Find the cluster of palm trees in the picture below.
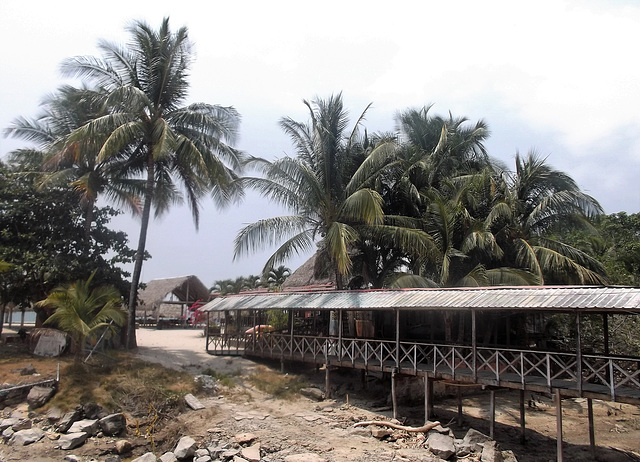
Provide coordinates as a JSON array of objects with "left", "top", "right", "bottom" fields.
[
  {"left": 235, "top": 95, "right": 607, "bottom": 290},
  {"left": 4, "top": 18, "right": 608, "bottom": 351},
  {"left": 212, "top": 265, "right": 291, "bottom": 295}
]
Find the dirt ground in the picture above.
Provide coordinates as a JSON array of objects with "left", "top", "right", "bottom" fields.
[{"left": 1, "top": 327, "right": 640, "bottom": 461}]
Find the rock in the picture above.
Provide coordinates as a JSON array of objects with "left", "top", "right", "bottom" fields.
[
  {"left": 428, "top": 424, "right": 452, "bottom": 435},
  {"left": 194, "top": 375, "right": 218, "bottom": 392},
  {"left": 233, "top": 457, "right": 249, "bottom": 462},
  {"left": 195, "top": 456, "right": 212, "bottom": 462},
  {"left": 207, "top": 445, "right": 225, "bottom": 459},
  {"left": 427, "top": 432, "right": 456, "bottom": 459},
  {"left": 27, "top": 386, "right": 56, "bottom": 409},
  {"left": 9, "top": 428, "right": 45, "bottom": 446},
  {"left": 159, "top": 453, "right": 178, "bottom": 462},
  {"left": 99, "top": 413, "right": 127, "bottom": 436},
  {"left": 82, "top": 403, "right": 106, "bottom": 419},
  {"left": 371, "top": 427, "right": 392, "bottom": 439},
  {"left": 104, "top": 456, "right": 122, "bottom": 462},
  {"left": 57, "top": 409, "right": 82, "bottom": 433},
  {"left": 174, "top": 435, "right": 197, "bottom": 459},
  {"left": 184, "top": 393, "right": 206, "bottom": 410},
  {"left": 0, "top": 418, "right": 20, "bottom": 432},
  {"left": 68, "top": 418, "right": 99, "bottom": 436},
  {"left": 2, "top": 427, "right": 14, "bottom": 442},
  {"left": 481, "top": 441, "right": 504, "bottom": 462},
  {"left": 58, "top": 432, "right": 89, "bottom": 450},
  {"left": 115, "top": 439, "right": 132, "bottom": 454},
  {"left": 349, "top": 427, "right": 371, "bottom": 437},
  {"left": 241, "top": 443, "right": 261, "bottom": 462},
  {"left": 19, "top": 364, "right": 37, "bottom": 375},
  {"left": 12, "top": 419, "right": 32, "bottom": 431},
  {"left": 461, "top": 428, "right": 492, "bottom": 453},
  {"left": 132, "top": 453, "right": 158, "bottom": 462},
  {"left": 63, "top": 455, "right": 81, "bottom": 462},
  {"left": 501, "top": 450, "right": 518, "bottom": 462},
  {"left": 222, "top": 448, "right": 240, "bottom": 459},
  {"left": 47, "top": 406, "right": 65, "bottom": 423},
  {"left": 299, "top": 387, "right": 325, "bottom": 401},
  {"left": 234, "top": 432, "right": 257, "bottom": 445}
]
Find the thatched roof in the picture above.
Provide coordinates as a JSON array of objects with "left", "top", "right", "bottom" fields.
[
  {"left": 282, "top": 252, "right": 335, "bottom": 289},
  {"left": 137, "top": 275, "right": 210, "bottom": 319}
]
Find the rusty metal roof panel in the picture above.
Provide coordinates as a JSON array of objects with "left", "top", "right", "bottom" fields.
[{"left": 198, "top": 286, "right": 640, "bottom": 313}]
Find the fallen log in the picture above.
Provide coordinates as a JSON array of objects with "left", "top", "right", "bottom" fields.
[{"left": 354, "top": 420, "right": 441, "bottom": 433}]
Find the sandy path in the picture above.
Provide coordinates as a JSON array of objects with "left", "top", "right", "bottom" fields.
[{"left": 135, "top": 327, "right": 256, "bottom": 375}]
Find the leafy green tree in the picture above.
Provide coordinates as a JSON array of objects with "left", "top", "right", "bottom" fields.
[
  {"left": 234, "top": 94, "right": 394, "bottom": 288},
  {"left": 0, "top": 163, "right": 135, "bottom": 334},
  {"left": 37, "top": 273, "right": 126, "bottom": 363},
  {"left": 60, "top": 18, "right": 245, "bottom": 348}
]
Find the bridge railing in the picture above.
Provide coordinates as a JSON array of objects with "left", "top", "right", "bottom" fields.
[{"left": 207, "top": 332, "right": 640, "bottom": 400}]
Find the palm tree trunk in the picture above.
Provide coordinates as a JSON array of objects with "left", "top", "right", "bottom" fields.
[
  {"left": 126, "top": 154, "right": 155, "bottom": 349},
  {"left": 83, "top": 199, "right": 95, "bottom": 242}
]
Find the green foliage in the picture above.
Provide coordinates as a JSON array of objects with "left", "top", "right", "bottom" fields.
[
  {"left": 267, "top": 309, "right": 289, "bottom": 330},
  {"left": 0, "top": 164, "right": 135, "bottom": 311},
  {"left": 37, "top": 272, "right": 126, "bottom": 361}
]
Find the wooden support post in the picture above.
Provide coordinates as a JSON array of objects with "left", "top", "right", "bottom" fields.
[
  {"left": 395, "top": 309, "right": 400, "bottom": 369},
  {"left": 338, "top": 309, "right": 343, "bottom": 361},
  {"left": 555, "top": 389, "right": 564, "bottom": 462},
  {"left": 489, "top": 390, "right": 496, "bottom": 439},
  {"left": 205, "top": 312, "right": 210, "bottom": 353},
  {"left": 587, "top": 398, "right": 596, "bottom": 458},
  {"left": 603, "top": 313, "right": 610, "bottom": 356},
  {"left": 392, "top": 369, "right": 398, "bottom": 420},
  {"left": 520, "top": 389, "right": 526, "bottom": 444},
  {"left": 290, "top": 309, "right": 295, "bottom": 358},
  {"left": 472, "top": 310, "right": 477, "bottom": 382},
  {"left": 424, "top": 376, "right": 430, "bottom": 422},
  {"left": 361, "top": 369, "right": 367, "bottom": 390},
  {"left": 325, "top": 365, "right": 331, "bottom": 399},
  {"left": 457, "top": 387, "right": 463, "bottom": 426},
  {"left": 576, "top": 313, "right": 583, "bottom": 395},
  {"left": 252, "top": 310, "right": 257, "bottom": 351}
]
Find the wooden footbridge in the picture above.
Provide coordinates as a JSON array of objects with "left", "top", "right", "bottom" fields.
[{"left": 200, "top": 286, "right": 640, "bottom": 461}]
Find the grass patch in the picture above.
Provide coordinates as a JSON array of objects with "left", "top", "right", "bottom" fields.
[
  {"left": 201, "top": 367, "right": 240, "bottom": 389},
  {"left": 47, "top": 352, "right": 196, "bottom": 418},
  {"left": 246, "top": 365, "right": 308, "bottom": 399}
]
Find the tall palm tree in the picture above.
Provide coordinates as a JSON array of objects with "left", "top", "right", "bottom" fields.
[
  {"left": 61, "top": 18, "right": 245, "bottom": 347},
  {"left": 234, "top": 94, "right": 393, "bottom": 288},
  {"left": 36, "top": 273, "right": 126, "bottom": 363},
  {"left": 5, "top": 85, "right": 143, "bottom": 237},
  {"left": 267, "top": 265, "right": 290, "bottom": 289},
  {"left": 489, "top": 152, "right": 606, "bottom": 284}
]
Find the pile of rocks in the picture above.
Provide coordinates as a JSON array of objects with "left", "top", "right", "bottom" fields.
[
  {"left": 2, "top": 402, "right": 126, "bottom": 451},
  {"left": 132, "top": 432, "right": 327, "bottom": 462}
]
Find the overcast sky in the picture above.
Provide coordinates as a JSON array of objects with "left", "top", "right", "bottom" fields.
[{"left": 1, "top": 0, "right": 639, "bottom": 288}]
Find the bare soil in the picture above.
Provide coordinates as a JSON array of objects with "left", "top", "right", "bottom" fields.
[{"left": 1, "top": 327, "right": 639, "bottom": 462}]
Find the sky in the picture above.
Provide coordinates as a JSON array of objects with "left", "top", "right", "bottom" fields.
[{"left": 1, "top": 0, "right": 639, "bottom": 288}]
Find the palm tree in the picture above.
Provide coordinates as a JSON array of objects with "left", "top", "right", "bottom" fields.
[
  {"left": 60, "top": 18, "right": 245, "bottom": 348},
  {"left": 234, "top": 94, "right": 394, "bottom": 288},
  {"left": 5, "top": 85, "right": 142, "bottom": 237},
  {"left": 36, "top": 273, "right": 126, "bottom": 363},
  {"left": 489, "top": 152, "right": 607, "bottom": 284},
  {"left": 267, "top": 265, "right": 290, "bottom": 289}
]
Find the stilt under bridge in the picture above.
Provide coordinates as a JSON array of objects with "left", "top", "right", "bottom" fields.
[{"left": 200, "top": 286, "right": 640, "bottom": 461}]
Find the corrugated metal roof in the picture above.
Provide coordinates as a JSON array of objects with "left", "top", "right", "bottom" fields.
[{"left": 199, "top": 286, "right": 640, "bottom": 313}]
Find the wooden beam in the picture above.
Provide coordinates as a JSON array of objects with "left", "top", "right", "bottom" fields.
[
  {"left": 457, "top": 387, "right": 463, "bottom": 426},
  {"left": 520, "top": 389, "right": 526, "bottom": 444},
  {"left": 603, "top": 313, "right": 610, "bottom": 356},
  {"left": 424, "top": 376, "right": 430, "bottom": 422},
  {"left": 489, "top": 390, "right": 496, "bottom": 439},
  {"left": 325, "top": 365, "right": 331, "bottom": 399},
  {"left": 395, "top": 309, "right": 400, "bottom": 369},
  {"left": 472, "top": 310, "right": 477, "bottom": 382},
  {"left": 587, "top": 398, "right": 596, "bottom": 458},
  {"left": 576, "top": 313, "right": 583, "bottom": 396},
  {"left": 556, "top": 389, "right": 564, "bottom": 462},
  {"left": 392, "top": 370, "right": 398, "bottom": 420}
]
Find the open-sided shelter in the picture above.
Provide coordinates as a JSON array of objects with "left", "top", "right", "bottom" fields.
[{"left": 137, "top": 275, "right": 209, "bottom": 326}]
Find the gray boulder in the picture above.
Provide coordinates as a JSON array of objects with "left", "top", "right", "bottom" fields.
[
  {"left": 174, "top": 435, "right": 197, "bottom": 459},
  {"left": 241, "top": 443, "right": 261, "bottom": 462},
  {"left": 10, "top": 428, "right": 45, "bottom": 446},
  {"left": 58, "top": 432, "right": 89, "bottom": 450},
  {"left": 27, "top": 385, "right": 56, "bottom": 409},
  {"left": 461, "top": 428, "right": 492, "bottom": 453},
  {"left": 56, "top": 409, "right": 82, "bottom": 433},
  {"left": 427, "top": 432, "right": 456, "bottom": 459},
  {"left": 0, "top": 418, "right": 21, "bottom": 432},
  {"left": 481, "top": 441, "right": 504, "bottom": 462},
  {"left": 132, "top": 453, "right": 158, "bottom": 462},
  {"left": 99, "top": 413, "right": 127, "bottom": 436},
  {"left": 68, "top": 418, "right": 99, "bottom": 436},
  {"left": 115, "top": 439, "right": 132, "bottom": 454},
  {"left": 184, "top": 393, "right": 205, "bottom": 410},
  {"left": 299, "top": 388, "right": 325, "bottom": 401},
  {"left": 159, "top": 452, "right": 178, "bottom": 462}
]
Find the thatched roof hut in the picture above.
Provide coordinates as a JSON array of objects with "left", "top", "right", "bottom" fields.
[
  {"left": 282, "top": 252, "right": 335, "bottom": 290},
  {"left": 137, "top": 275, "right": 210, "bottom": 322}
]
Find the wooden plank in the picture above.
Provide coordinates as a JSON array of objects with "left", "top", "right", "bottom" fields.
[
  {"left": 520, "top": 389, "right": 526, "bottom": 444},
  {"left": 587, "top": 398, "right": 595, "bottom": 458},
  {"left": 489, "top": 390, "right": 496, "bottom": 439},
  {"left": 556, "top": 389, "right": 564, "bottom": 462}
]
